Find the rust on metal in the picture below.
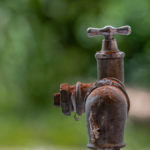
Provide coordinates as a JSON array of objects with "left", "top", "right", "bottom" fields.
[
  {"left": 53, "top": 82, "right": 93, "bottom": 116},
  {"left": 54, "top": 92, "right": 60, "bottom": 107},
  {"left": 60, "top": 83, "right": 71, "bottom": 115},
  {"left": 89, "top": 111, "right": 100, "bottom": 144},
  {"left": 86, "top": 78, "right": 129, "bottom": 149},
  {"left": 88, "top": 26, "right": 131, "bottom": 82},
  {"left": 53, "top": 25, "right": 131, "bottom": 150}
]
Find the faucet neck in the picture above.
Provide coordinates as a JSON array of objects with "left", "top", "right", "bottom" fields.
[
  {"left": 95, "top": 44, "right": 125, "bottom": 83},
  {"left": 102, "top": 39, "right": 118, "bottom": 51}
]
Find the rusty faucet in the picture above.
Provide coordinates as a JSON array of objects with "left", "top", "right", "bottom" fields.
[{"left": 53, "top": 25, "right": 131, "bottom": 150}]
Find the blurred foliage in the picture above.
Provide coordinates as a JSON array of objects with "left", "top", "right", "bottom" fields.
[{"left": 0, "top": 0, "right": 150, "bottom": 149}]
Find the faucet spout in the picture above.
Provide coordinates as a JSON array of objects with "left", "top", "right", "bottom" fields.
[{"left": 85, "top": 78, "right": 130, "bottom": 150}]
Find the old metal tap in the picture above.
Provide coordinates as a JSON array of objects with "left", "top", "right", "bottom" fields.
[{"left": 53, "top": 25, "right": 131, "bottom": 150}]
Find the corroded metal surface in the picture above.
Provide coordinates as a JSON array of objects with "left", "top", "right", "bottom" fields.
[
  {"left": 54, "top": 82, "right": 93, "bottom": 116},
  {"left": 53, "top": 25, "right": 131, "bottom": 150},
  {"left": 88, "top": 26, "right": 131, "bottom": 83},
  {"left": 85, "top": 78, "right": 130, "bottom": 112},
  {"left": 96, "top": 54, "right": 124, "bottom": 82},
  {"left": 85, "top": 78, "right": 130, "bottom": 150}
]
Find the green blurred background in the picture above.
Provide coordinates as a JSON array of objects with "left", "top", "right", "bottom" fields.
[{"left": 0, "top": 0, "right": 150, "bottom": 149}]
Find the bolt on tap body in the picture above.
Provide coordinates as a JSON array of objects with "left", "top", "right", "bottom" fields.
[{"left": 53, "top": 25, "right": 131, "bottom": 150}]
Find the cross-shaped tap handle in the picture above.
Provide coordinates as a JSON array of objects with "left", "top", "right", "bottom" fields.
[{"left": 87, "top": 25, "right": 131, "bottom": 40}]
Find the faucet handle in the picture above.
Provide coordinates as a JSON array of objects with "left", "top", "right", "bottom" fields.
[{"left": 87, "top": 25, "right": 131, "bottom": 40}]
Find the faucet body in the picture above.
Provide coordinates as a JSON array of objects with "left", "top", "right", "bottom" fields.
[
  {"left": 53, "top": 26, "right": 131, "bottom": 150},
  {"left": 85, "top": 78, "right": 129, "bottom": 150}
]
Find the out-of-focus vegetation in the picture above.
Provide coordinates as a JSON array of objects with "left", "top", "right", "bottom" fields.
[{"left": 0, "top": 0, "right": 150, "bottom": 149}]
